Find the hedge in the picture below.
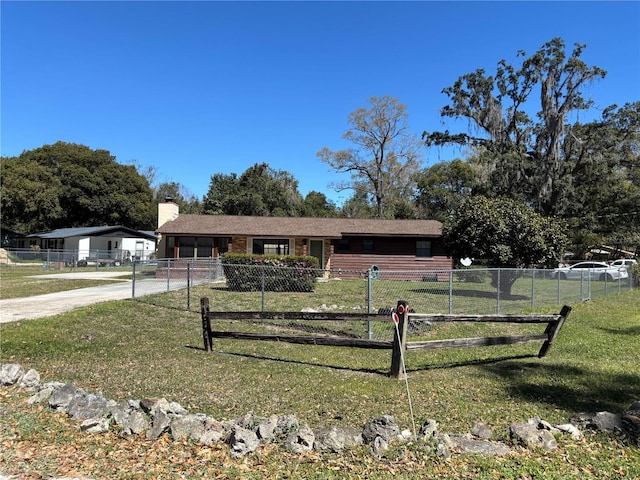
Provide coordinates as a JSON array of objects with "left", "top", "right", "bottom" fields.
[{"left": 221, "top": 253, "right": 320, "bottom": 292}]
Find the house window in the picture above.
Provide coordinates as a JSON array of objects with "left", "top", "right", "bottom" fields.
[
  {"left": 363, "top": 239, "right": 374, "bottom": 253},
  {"left": 416, "top": 240, "right": 432, "bottom": 257},
  {"left": 217, "top": 237, "right": 229, "bottom": 254},
  {"left": 196, "top": 237, "right": 213, "bottom": 257},
  {"left": 253, "top": 238, "right": 290, "bottom": 255},
  {"left": 178, "top": 237, "right": 195, "bottom": 257},
  {"left": 337, "top": 239, "right": 350, "bottom": 252}
]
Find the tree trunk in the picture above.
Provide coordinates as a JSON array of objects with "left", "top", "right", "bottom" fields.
[{"left": 490, "top": 270, "right": 523, "bottom": 298}]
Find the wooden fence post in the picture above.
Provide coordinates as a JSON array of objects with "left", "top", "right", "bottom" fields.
[
  {"left": 537, "top": 305, "right": 572, "bottom": 358},
  {"left": 390, "top": 300, "right": 409, "bottom": 379},
  {"left": 200, "top": 297, "right": 213, "bottom": 352}
]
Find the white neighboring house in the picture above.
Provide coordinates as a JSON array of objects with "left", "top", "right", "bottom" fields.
[{"left": 25, "top": 226, "right": 158, "bottom": 265}]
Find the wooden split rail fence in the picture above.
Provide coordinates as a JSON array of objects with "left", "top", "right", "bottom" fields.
[{"left": 200, "top": 298, "right": 571, "bottom": 379}]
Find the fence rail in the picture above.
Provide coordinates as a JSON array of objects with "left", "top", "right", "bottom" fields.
[{"left": 200, "top": 297, "right": 571, "bottom": 379}]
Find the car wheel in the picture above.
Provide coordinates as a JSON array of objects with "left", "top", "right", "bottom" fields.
[
  {"left": 558, "top": 273, "right": 567, "bottom": 280},
  {"left": 114, "top": 261, "right": 121, "bottom": 267},
  {"left": 77, "top": 260, "right": 87, "bottom": 267},
  {"left": 600, "top": 273, "right": 613, "bottom": 282}
]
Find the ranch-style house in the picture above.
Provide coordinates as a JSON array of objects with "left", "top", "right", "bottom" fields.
[{"left": 155, "top": 201, "right": 452, "bottom": 275}]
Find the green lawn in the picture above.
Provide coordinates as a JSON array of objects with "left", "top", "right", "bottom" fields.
[{"left": 1, "top": 275, "right": 638, "bottom": 479}]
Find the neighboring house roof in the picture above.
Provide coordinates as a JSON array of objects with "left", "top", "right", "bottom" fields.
[
  {"left": 156, "top": 215, "right": 442, "bottom": 239},
  {"left": 27, "top": 226, "right": 158, "bottom": 241}
]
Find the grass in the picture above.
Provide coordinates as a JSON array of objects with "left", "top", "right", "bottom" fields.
[
  {"left": 0, "top": 265, "right": 131, "bottom": 299},
  {"left": 0, "top": 270, "right": 639, "bottom": 478}
]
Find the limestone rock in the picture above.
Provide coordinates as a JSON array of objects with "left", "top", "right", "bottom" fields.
[
  {"left": 418, "top": 419, "right": 438, "bottom": 441},
  {"left": 314, "top": 425, "right": 363, "bottom": 452},
  {"left": 0, "top": 363, "right": 24, "bottom": 386},
  {"left": 509, "top": 422, "right": 557, "bottom": 451},
  {"left": 286, "top": 424, "right": 315, "bottom": 453},
  {"left": 362, "top": 415, "right": 400, "bottom": 443},
  {"left": 448, "top": 434, "right": 511, "bottom": 456},
  {"left": 49, "top": 383, "right": 84, "bottom": 411},
  {"left": 229, "top": 426, "right": 260, "bottom": 457},
  {"left": 471, "top": 422, "right": 493, "bottom": 439},
  {"left": 18, "top": 369, "right": 40, "bottom": 389}
]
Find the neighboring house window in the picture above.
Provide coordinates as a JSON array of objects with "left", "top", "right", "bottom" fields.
[
  {"left": 337, "top": 239, "right": 350, "bottom": 252},
  {"left": 416, "top": 240, "right": 432, "bottom": 257},
  {"left": 253, "top": 238, "right": 290, "bottom": 255},
  {"left": 363, "top": 239, "right": 374, "bottom": 253}
]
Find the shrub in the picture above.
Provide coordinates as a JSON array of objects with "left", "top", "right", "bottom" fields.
[{"left": 221, "top": 253, "right": 319, "bottom": 292}]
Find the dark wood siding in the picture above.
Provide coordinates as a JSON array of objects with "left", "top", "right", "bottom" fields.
[{"left": 328, "top": 236, "right": 452, "bottom": 279}]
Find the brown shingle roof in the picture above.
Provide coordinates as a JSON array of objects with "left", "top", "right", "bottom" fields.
[{"left": 156, "top": 215, "right": 442, "bottom": 238}]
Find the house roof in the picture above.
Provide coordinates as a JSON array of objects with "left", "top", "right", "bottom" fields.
[
  {"left": 156, "top": 215, "right": 442, "bottom": 238},
  {"left": 27, "top": 226, "right": 158, "bottom": 241}
]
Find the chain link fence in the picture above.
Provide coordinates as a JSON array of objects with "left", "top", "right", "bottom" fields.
[
  {"left": 131, "top": 259, "right": 635, "bottom": 341},
  {"left": 1, "top": 247, "right": 155, "bottom": 269}
]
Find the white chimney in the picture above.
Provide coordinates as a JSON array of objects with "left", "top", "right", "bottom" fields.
[{"left": 158, "top": 199, "right": 179, "bottom": 229}]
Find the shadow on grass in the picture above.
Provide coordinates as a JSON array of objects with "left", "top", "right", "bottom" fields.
[
  {"left": 480, "top": 360, "right": 640, "bottom": 413},
  {"left": 405, "top": 354, "right": 536, "bottom": 372},
  {"left": 186, "top": 343, "right": 538, "bottom": 378},
  {"left": 208, "top": 350, "right": 389, "bottom": 376},
  {"left": 597, "top": 325, "right": 640, "bottom": 336},
  {"left": 410, "top": 287, "right": 528, "bottom": 301}
]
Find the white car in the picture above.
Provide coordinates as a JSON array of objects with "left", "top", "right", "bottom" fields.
[
  {"left": 550, "top": 261, "right": 629, "bottom": 282},
  {"left": 610, "top": 258, "right": 637, "bottom": 268}
]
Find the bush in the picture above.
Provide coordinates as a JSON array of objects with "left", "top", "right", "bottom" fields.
[{"left": 221, "top": 253, "right": 319, "bottom": 292}]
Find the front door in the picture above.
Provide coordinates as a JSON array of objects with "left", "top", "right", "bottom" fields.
[{"left": 309, "top": 239, "right": 324, "bottom": 269}]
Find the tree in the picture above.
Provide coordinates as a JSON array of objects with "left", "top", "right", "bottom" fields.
[
  {"left": 0, "top": 156, "right": 64, "bottom": 233},
  {"left": 424, "top": 38, "right": 607, "bottom": 216},
  {"left": 560, "top": 102, "right": 640, "bottom": 245},
  {"left": 414, "top": 159, "right": 478, "bottom": 222},
  {"left": 317, "top": 96, "right": 422, "bottom": 218},
  {"left": 444, "top": 196, "right": 568, "bottom": 296},
  {"left": 155, "top": 182, "right": 202, "bottom": 214},
  {"left": 1, "top": 142, "right": 155, "bottom": 233},
  {"left": 203, "top": 163, "right": 303, "bottom": 216},
  {"left": 299, "top": 191, "right": 339, "bottom": 217}
]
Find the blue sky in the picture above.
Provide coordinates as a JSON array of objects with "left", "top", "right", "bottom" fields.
[{"left": 2, "top": 1, "right": 639, "bottom": 206}]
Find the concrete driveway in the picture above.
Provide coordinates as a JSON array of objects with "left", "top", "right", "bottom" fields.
[{"left": 0, "top": 271, "right": 169, "bottom": 323}]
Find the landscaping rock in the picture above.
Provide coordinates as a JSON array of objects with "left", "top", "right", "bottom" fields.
[
  {"left": 434, "top": 433, "right": 453, "bottom": 459},
  {"left": 67, "top": 392, "right": 109, "bottom": 420},
  {"left": 256, "top": 416, "right": 278, "bottom": 441},
  {"left": 448, "top": 434, "right": 511, "bottom": 456},
  {"left": 147, "top": 409, "right": 172, "bottom": 440},
  {"left": 229, "top": 426, "right": 260, "bottom": 457},
  {"left": 18, "top": 369, "right": 40, "bottom": 389},
  {"left": 275, "top": 414, "right": 299, "bottom": 437},
  {"left": 171, "top": 413, "right": 228, "bottom": 444},
  {"left": 362, "top": 415, "right": 400, "bottom": 443},
  {"left": 371, "top": 436, "right": 389, "bottom": 457},
  {"left": 80, "top": 417, "right": 112, "bottom": 434},
  {"left": 27, "top": 382, "right": 64, "bottom": 404},
  {"left": 0, "top": 363, "right": 24, "bottom": 386},
  {"left": 286, "top": 424, "right": 315, "bottom": 453},
  {"left": 471, "top": 422, "right": 493, "bottom": 439},
  {"left": 418, "top": 419, "right": 438, "bottom": 440},
  {"left": 571, "top": 411, "right": 622, "bottom": 432},
  {"left": 556, "top": 423, "right": 582, "bottom": 440},
  {"left": 314, "top": 425, "right": 363, "bottom": 452},
  {"left": 49, "top": 383, "right": 84, "bottom": 411},
  {"left": 509, "top": 422, "right": 557, "bottom": 451}
]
